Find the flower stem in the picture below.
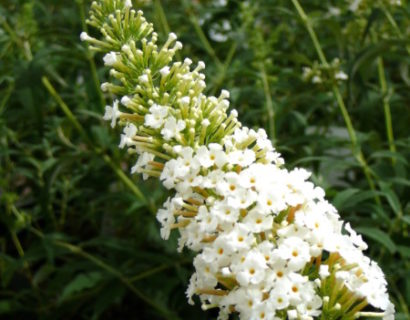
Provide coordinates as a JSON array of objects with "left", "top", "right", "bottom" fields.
[
  {"left": 260, "top": 62, "right": 276, "bottom": 143},
  {"left": 77, "top": 0, "right": 106, "bottom": 112},
  {"left": 371, "top": 30, "right": 396, "bottom": 165},
  {"left": 291, "top": 0, "right": 380, "bottom": 205},
  {"left": 181, "top": 0, "right": 222, "bottom": 68}
]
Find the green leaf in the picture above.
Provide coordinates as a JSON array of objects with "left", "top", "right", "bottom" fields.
[
  {"left": 397, "top": 245, "right": 410, "bottom": 258},
  {"left": 332, "top": 188, "right": 360, "bottom": 210},
  {"left": 370, "top": 150, "right": 408, "bottom": 165},
  {"left": 401, "top": 215, "right": 410, "bottom": 225},
  {"left": 380, "top": 183, "right": 402, "bottom": 216},
  {"left": 59, "top": 271, "right": 103, "bottom": 303},
  {"left": 356, "top": 227, "right": 396, "bottom": 254}
]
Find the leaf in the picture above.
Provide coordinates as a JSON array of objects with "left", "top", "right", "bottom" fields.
[
  {"left": 356, "top": 227, "right": 396, "bottom": 254},
  {"left": 401, "top": 215, "right": 410, "bottom": 225},
  {"left": 335, "top": 190, "right": 383, "bottom": 211},
  {"left": 379, "top": 183, "right": 402, "bottom": 216},
  {"left": 332, "top": 188, "right": 360, "bottom": 210},
  {"left": 59, "top": 271, "right": 103, "bottom": 303},
  {"left": 370, "top": 150, "right": 408, "bottom": 165},
  {"left": 397, "top": 245, "right": 410, "bottom": 258},
  {"left": 389, "top": 177, "right": 410, "bottom": 187}
]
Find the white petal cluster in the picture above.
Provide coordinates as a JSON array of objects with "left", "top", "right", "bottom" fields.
[
  {"left": 83, "top": 1, "right": 395, "bottom": 319},
  {"left": 154, "top": 128, "right": 393, "bottom": 319}
]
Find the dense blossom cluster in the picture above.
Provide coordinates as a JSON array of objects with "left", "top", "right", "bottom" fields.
[
  {"left": 82, "top": 1, "right": 394, "bottom": 319},
  {"left": 155, "top": 128, "right": 393, "bottom": 319}
]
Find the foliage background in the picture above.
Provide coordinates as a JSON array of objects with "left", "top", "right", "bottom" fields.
[{"left": 0, "top": 0, "right": 409, "bottom": 319}]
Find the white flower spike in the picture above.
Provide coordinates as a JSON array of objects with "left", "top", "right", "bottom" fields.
[{"left": 83, "top": 1, "right": 395, "bottom": 319}]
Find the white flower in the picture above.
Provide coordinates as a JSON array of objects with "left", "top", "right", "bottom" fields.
[
  {"left": 270, "top": 289, "right": 290, "bottom": 310},
  {"left": 131, "top": 152, "right": 154, "bottom": 179},
  {"left": 227, "top": 149, "right": 255, "bottom": 167},
  {"left": 235, "top": 250, "right": 268, "bottom": 286},
  {"left": 80, "top": 32, "right": 91, "bottom": 41},
  {"left": 92, "top": 6, "right": 394, "bottom": 316},
  {"left": 195, "top": 144, "right": 227, "bottom": 168},
  {"left": 335, "top": 71, "right": 348, "bottom": 81},
  {"left": 119, "top": 123, "right": 137, "bottom": 148},
  {"left": 103, "top": 52, "right": 118, "bottom": 66},
  {"left": 319, "top": 265, "right": 330, "bottom": 279},
  {"left": 138, "top": 74, "right": 149, "bottom": 83},
  {"left": 144, "top": 104, "right": 168, "bottom": 129},
  {"left": 160, "top": 66, "right": 170, "bottom": 77},
  {"left": 345, "top": 222, "right": 368, "bottom": 250},
  {"left": 161, "top": 116, "right": 186, "bottom": 140},
  {"left": 242, "top": 209, "right": 273, "bottom": 233},
  {"left": 276, "top": 237, "right": 311, "bottom": 271},
  {"left": 103, "top": 100, "right": 122, "bottom": 128}
]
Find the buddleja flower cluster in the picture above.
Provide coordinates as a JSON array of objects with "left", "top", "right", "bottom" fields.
[{"left": 81, "top": 1, "right": 394, "bottom": 319}]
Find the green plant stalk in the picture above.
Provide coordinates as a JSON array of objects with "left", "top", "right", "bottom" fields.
[
  {"left": 0, "top": 82, "right": 14, "bottom": 115},
  {"left": 260, "top": 62, "right": 276, "bottom": 143},
  {"left": 153, "top": 0, "right": 182, "bottom": 62},
  {"left": 210, "top": 42, "right": 237, "bottom": 95},
  {"left": 10, "top": 206, "right": 32, "bottom": 278},
  {"left": 154, "top": 0, "right": 171, "bottom": 35},
  {"left": 1, "top": 19, "right": 32, "bottom": 61},
  {"left": 153, "top": 0, "right": 181, "bottom": 56},
  {"left": 130, "top": 258, "right": 190, "bottom": 282},
  {"left": 377, "top": 57, "right": 396, "bottom": 163},
  {"left": 291, "top": 0, "right": 380, "bottom": 205},
  {"left": 42, "top": 76, "right": 151, "bottom": 210},
  {"left": 181, "top": 0, "right": 222, "bottom": 68},
  {"left": 378, "top": 1, "right": 410, "bottom": 55},
  {"left": 29, "top": 227, "right": 177, "bottom": 320},
  {"left": 77, "top": 0, "right": 106, "bottom": 112},
  {"left": 370, "top": 30, "right": 396, "bottom": 164}
]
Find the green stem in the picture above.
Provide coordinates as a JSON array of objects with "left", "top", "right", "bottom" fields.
[
  {"left": 154, "top": 0, "right": 181, "bottom": 60},
  {"left": 371, "top": 32, "right": 396, "bottom": 165},
  {"left": 0, "top": 81, "right": 14, "bottom": 115},
  {"left": 260, "top": 62, "right": 276, "bottom": 143},
  {"left": 1, "top": 19, "right": 32, "bottom": 61},
  {"left": 181, "top": 0, "right": 222, "bottom": 68},
  {"left": 378, "top": 0, "right": 410, "bottom": 54},
  {"left": 77, "top": 0, "right": 106, "bottom": 112},
  {"left": 210, "top": 42, "right": 237, "bottom": 95},
  {"left": 42, "top": 77, "right": 151, "bottom": 210},
  {"left": 129, "top": 258, "right": 190, "bottom": 282},
  {"left": 154, "top": 0, "right": 171, "bottom": 34},
  {"left": 9, "top": 206, "right": 33, "bottom": 278},
  {"left": 291, "top": 0, "right": 380, "bottom": 205}
]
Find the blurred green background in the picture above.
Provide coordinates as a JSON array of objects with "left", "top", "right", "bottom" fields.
[{"left": 0, "top": 0, "right": 409, "bottom": 319}]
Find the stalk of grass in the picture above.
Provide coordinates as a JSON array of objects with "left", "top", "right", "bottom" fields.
[
  {"left": 260, "top": 62, "right": 276, "bottom": 143},
  {"left": 77, "top": 0, "right": 106, "bottom": 112},
  {"left": 378, "top": 0, "right": 410, "bottom": 55},
  {"left": 210, "top": 42, "right": 237, "bottom": 95},
  {"left": 153, "top": 0, "right": 183, "bottom": 62},
  {"left": 371, "top": 30, "right": 396, "bottom": 166},
  {"left": 0, "top": 18, "right": 32, "bottom": 61},
  {"left": 181, "top": 0, "right": 222, "bottom": 68},
  {"left": 290, "top": 0, "right": 380, "bottom": 205}
]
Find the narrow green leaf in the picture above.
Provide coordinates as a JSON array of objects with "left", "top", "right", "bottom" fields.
[
  {"left": 59, "top": 271, "right": 103, "bottom": 303},
  {"left": 356, "top": 227, "right": 396, "bottom": 254},
  {"left": 332, "top": 189, "right": 360, "bottom": 210}
]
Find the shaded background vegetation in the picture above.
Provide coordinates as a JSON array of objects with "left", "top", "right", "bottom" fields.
[{"left": 0, "top": 0, "right": 409, "bottom": 319}]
